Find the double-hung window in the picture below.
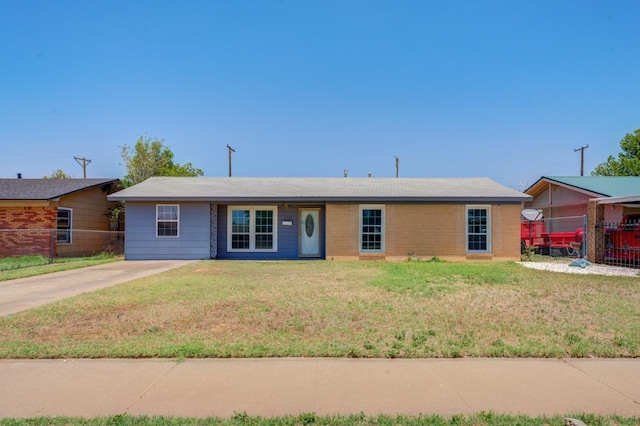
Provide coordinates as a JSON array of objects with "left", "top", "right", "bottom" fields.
[
  {"left": 466, "top": 205, "right": 491, "bottom": 253},
  {"left": 227, "top": 206, "right": 277, "bottom": 252},
  {"left": 157, "top": 205, "right": 179, "bottom": 237},
  {"left": 56, "top": 208, "right": 72, "bottom": 244},
  {"left": 359, "top": 205, "right": 385, "bottom": 253}
]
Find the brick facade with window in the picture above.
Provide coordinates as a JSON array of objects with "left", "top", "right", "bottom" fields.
[
  {"left": 326, "top": 203, "right": 521, "bottom": 261},
  {"left": 0, "top": 206, "right": 57, "bottom": 257}
]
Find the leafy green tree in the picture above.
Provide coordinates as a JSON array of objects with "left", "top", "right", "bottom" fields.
[
  {"left": 592, "top": 129, "right": 640, "bottom": 176},
  {"left": 43, "top": 169, "right": 72, "bottom": 179},
  {"left": 120, "top": 136, "right": 204, "bottom": 186}
]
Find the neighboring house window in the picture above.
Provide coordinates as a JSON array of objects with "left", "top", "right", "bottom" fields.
[
  {"left": 227, "top": 206, "right": 277, "bottom": 252},
  {"left": 157, "top": 205, "right": 179, "bottom": 237},
  {"left": 466, "top": 205, "right": 491, "bottom": 253},
  {"left": 56, "top": 208, "right": 72, "bottom": 244},
  {"left": 360, "top": 205, "right": 385, "bottom": 253}
]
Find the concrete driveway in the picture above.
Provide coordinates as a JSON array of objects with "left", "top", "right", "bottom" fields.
[{"left": 0, "top": 260, "right": 195, "bottom": 316}]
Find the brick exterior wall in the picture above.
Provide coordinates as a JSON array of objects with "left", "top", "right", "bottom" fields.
[
  {"left": 325, "top": 203, "right": 522, "bottom": 261},
  {"left": 494, "top": 203, "right": 523, "bottom": 260},
  {"left": 587, "top": 200, "right": 605, "bottom": 263},
  {"left": 0, "top": 206, "right": 56, "bottom": 257},
  {"left": 0, "top": 206, "right": 56, "bottom": 229},
  {"left": 325, "top": 204, "right": 360, "bottom": 260},
  {"left": 385, "top": 204, "right": 464, "bottom": 259}
]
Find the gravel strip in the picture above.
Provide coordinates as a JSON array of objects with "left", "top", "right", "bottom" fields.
[{"left": 517, "top": 261, "right": 639, "bottom": 277}]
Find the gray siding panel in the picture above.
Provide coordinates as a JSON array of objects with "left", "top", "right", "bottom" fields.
[{"left": 124, "top": 202, "right": 210, "bottom": 260}]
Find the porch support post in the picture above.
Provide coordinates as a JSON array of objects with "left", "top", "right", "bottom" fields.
[
  {"left": 210, "top": 204, "right": 218, "bottom": 259},
  {"left": 587, "top": 200, "right": 604, "bottom": 263}
]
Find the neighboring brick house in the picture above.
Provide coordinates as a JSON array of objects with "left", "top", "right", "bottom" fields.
[
  {"left": 0, "top": 178, "right": 122, "bottom": 258},
  {"left": 108, "top": 177, "right": 531, "bottom": 261}
]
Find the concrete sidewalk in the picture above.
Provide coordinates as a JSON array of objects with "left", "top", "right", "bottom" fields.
[
  {"left": 0, "top": 260, "right": 195, "bottom": 316},
  {"left": 1, "top": 358, "right": 639, "bottom": 418}
]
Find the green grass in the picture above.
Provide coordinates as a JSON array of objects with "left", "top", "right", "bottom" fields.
[
  {"left": 0, "top": 413, "right": 638, "bottom": 425},
  {"left": 0, "top": 255, "right": 50, "bottom": 271},
  {"left": 0, "top": 253, "right": 121, "bottom": 281},
  {"left": 0, "top": 260, "right": 638, "bottom": 359}
]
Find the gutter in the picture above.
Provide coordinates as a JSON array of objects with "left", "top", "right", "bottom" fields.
[{"left": 107, "top": 196, "right": 532, "bottom": 204}]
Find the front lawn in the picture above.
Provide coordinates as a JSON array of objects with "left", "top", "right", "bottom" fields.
[
  {"left": 0, "top": 260, "right": 638, "bottom": 359},
  {"left": 0, "top": 253, "right": 121, "bottom": 282}
]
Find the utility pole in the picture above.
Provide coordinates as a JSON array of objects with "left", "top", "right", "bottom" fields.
[
  {"left": 574, "top": 145, "right": 589, "bottom": 176},
  {"left": 226, "top": 145, "right": 235, "bottom": 177},
  {"left": 395, "top": 156, "right": 399, "bottom": 178},
  {"left": 74, "top": 156, "right": 91, "bottom": 179}
]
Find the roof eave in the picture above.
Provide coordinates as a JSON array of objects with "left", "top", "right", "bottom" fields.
[
  {"left": 591, "top": 194, "right": 640, "bottom": 205},
  {"left": 53, "top": 179, "right": 120, "bottom": 199},
  {"left": 108, "top": 195, "right": 531, "bottom": 203},
  {"left": 0, "top": 178, "right": 121, "bottom": 201},
  {"left": 525, "top": 176, "right": 609, "bottom": 198}
]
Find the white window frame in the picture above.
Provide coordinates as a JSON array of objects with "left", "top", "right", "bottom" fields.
[
  {"left": 156, "top": 204, "right": 180, "bottom": 238},
  {"left": 359, "top": 205, "right": 385, "bottom": 253},
  {"left": 466, "top": 205, "right": 491, "bottom": 254},
  {"left": 56, "top": 207, "right": 73, "bottom": 244},
  {"left": 227, "top": 206, "right": 278, "bottom": 252}
]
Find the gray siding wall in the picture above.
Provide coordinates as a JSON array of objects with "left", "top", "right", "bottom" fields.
[{"left": 124, "top": 202, "right": 210, "bottom": 260}]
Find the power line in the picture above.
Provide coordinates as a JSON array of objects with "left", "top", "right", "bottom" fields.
[
  {"left": 226, "top": 145, "right": 235, "bottom": 177},
  {"left": 573, "top": 145, "right": 589, "bottom": 176},
  {"left": 74, "top": 156, "right": 92, "bottom": 179}
]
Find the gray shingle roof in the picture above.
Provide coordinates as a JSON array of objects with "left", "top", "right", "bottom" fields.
[
  {"left": 108, "top": 177, "right": 531, "bottom": 203},
  {"left": 0, "top": 179, "right": 120, "bottom": 200},
  {"left": 526, "top": 176, "right": 640, "bottom": 198}
]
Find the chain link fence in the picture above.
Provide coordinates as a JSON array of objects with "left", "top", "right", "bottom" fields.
[{"left": 0, "top": 229, "right": 124, "bottom": 271}]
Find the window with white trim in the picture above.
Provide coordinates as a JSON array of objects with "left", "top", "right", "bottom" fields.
[
  {"left": 56, "top": 208, "right": 72, "bottom": 244},
  {"left": 157, "top": 205, "right": 179, "bottom": 237},
  {"left": 466, "top": 205, "right": 491, "bottom": 253},
  {"left": 359, "top": 205, "right": 385, "bottom": 253},
  {"left": 227, "top": 206, "right": 277, "bottom": 252}
]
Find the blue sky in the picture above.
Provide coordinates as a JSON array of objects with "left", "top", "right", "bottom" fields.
[{"left": 1, "top": 0, "right": 639, "bottom": 190}]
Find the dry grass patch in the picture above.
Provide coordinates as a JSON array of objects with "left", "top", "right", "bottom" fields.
[{"left": 0, "top": 260, "right": 638, "bottom": 358}]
